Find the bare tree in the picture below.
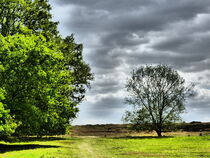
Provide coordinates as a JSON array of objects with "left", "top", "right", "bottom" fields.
[{"left": 124, "top": 65, "right": 194, "bottom": 136}]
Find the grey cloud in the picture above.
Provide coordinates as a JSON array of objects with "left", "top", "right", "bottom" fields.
[
  {"left": 129, "top": 52, "right": 205, "bottom": 68},
  {"left": 88, "top": 47, "right": 122, "bottom": 69},
  {"left": 152, "top": 36, "right": 192, "bottom": 52},
  {"left": 196, "top": 73, "right": 210, "bottom": 89},
  {"left": 153, "top": 34, "right": 210, "bottom": 56},
  {"left": 89, "top": 78, "right": 122, "bottom": 94},
  {"left": 92, "top": 96, "right": 123, "bottom": 109},
  {"left": 187, "top": 97, "right": 210, "bottom": 113},
  {"left": 55, "top": 0, "right": 210, "bottom": 16},
  {"left": 61, "top": 0, "right": 210, "bottom": 72},
  {"left": 55, "top": 0, "right": 154, "bottom": 11},
  {"left": 100, "top": 31, "right": 149, "bottom": 49},
  {"left": 62, "top": 0, "right": 210, "bottom": 33},
  {"left": 87, "top": 95, "right": 125, "bottom": 117},
  {"left": 50, "top": 0, "right": 210, "bottom": 124}
]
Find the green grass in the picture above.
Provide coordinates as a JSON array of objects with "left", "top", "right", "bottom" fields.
[{"left": 0, "top": 135, "right": 210, "bottom": 158}]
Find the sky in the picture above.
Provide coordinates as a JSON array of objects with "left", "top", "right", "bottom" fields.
[{"left": 50, "top": 0, "right": 210, "bottom": 125}]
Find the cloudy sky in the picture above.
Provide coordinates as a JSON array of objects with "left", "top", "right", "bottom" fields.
[{"left": 50, "top": 0, "right": 210, "bottom": 125}]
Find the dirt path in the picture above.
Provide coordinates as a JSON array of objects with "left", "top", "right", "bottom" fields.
[
  {"left": 78, "top": 140, "right": 95, "bottom": 158},
  {"left": 78, "top": 144, "right": 93, "bottom": 157},
  {"left": 76, "top": 137, "right": 110, "bottom": 158}
]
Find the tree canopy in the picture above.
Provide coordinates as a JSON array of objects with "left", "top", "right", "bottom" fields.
[
  {"left": 0, "top": 0, "right": 93, "bottom": 102},
  {"left": 0, "top": 0, "right": 93, "bottom": 137},
  {"left": 124, "top": 65, "right": 194, "bottom": 136}
]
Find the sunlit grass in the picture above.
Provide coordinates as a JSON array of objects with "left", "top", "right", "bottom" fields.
[{"left": 0, "top": 134, "right": 210, "bottom": 158}]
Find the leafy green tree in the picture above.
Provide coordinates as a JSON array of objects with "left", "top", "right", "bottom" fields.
[
  {"left": 0, "top": 0, "right": 93, "bottom": 136},
  {"left": 0, "top": 30, "right": 77, "bottom": 136},
  {"left": 0, "top": 0, "right": 93, "bottom": 103},
  {"left": 0, "top": 0, "right": 58, "bottom": 37},
  {"left": 124, "top": 65, "right": 194, "bottom": 136},
  {"left": 0, "top": 88, "right": 18, "bottom": 139}
]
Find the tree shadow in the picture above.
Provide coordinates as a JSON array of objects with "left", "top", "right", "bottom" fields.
[
  {"left": 0, "top": 143, "right": 59, "bottom": 153},
  {"left": 4, "top": 136, "right": 70, "bottom": 143},
  {"left": 112, "top": 136, "right": 174, "bottom": 139}
]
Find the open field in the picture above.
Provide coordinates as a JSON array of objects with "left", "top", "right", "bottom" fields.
[{"left": 1, "top": 133, "right": 210, "bottom": 158}]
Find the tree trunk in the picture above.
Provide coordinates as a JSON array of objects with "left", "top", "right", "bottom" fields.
[{"left": 156, "top": 130, "right": 162, "bottom": 137}]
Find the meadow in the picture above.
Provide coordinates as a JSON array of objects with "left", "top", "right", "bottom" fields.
[{"left": 0, "top": 133, "right": 210, "bottom": 158}]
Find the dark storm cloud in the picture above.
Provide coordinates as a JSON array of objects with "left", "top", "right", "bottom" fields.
[
  {"left": 55, "top": 0, "right": 154, "bottom": 11},
  {"left": 51, "top": 0, "right": 210, "bottom": 123},
  {"left": 59, "top": 0, "right": 210, "bottom": 33},
  {"left": 101, "top": 32, "right": 148, "bottom": 48},
  {"left": 58, "top": 0, "right": 210, "bottom": 72},
  {"left": 56, "top": 0, "right": 210, "bottom": 16},
  {"left": 152, "top": 33, "right": 210, "bottom": 56},
  {"left": 152, "top": 36, "right": 192, "bottom": 52},
  {"left": 122, "top": 51, "right": 209, "bottom": 72}
]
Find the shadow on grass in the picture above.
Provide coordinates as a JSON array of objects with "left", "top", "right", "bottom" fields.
[
  {"left": 112, "top": 136, "right": 174, "bottom": 139},
  {"left": 0, "top": 143, "right": 59, "bottom": 153},
  {"left": 4, "top": 136, "right": 71, "bottom": 143},
  {"left": 17, "top": 136, "right": 67, "bottom": 142}
]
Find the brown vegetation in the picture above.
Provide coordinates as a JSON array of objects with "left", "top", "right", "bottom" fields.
[{"left": 71, "top": 122, "right": 210, "bottom": 137}]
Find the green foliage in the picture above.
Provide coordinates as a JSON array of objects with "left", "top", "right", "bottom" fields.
[
  {"left": 0, "top": 88, "right": 18, "bottom": 138},
  {"left": 124, "top": 65, "right": 194, "bottom": 136},
  {"left": 61, "top": 35, "right": 93, "bottom": 103},
  {"left": 0, "top": 0, "right": 93, "bottom": 104},
  {"left": 0, "top": 0, "right": 93, "bottom": 137},
  {"left": 0, "top": 0, "right": 58, "bottom": 37},
  {"left": 0, "top": 33, "right": 76, "bottom": 136}
]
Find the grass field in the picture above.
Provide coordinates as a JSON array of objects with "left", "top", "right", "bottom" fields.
[{"left": 0, "top": 133, "right": 210, "bottom": 158}]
